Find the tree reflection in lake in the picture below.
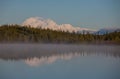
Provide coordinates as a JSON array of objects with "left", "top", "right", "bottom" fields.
[
  {"left": 0, "top": 44, "right": 120, "bottom": 60},
  {"left": 24, "top": 51, "right": 120, "bottom": 66},
  {"left": 0, "top": 44, "right": 120, "bottom": 79}
]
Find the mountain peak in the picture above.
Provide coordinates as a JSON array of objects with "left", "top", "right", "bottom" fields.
[{"left": 22, "top": 17, "right": 95, "bottom": 33}]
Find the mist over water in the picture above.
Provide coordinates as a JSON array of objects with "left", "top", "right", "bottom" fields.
[
  {"left": 0, "top": 44, "right": 120, "bottom": 79},
  {"left": 0, "top": 44, "right": 119, "bottom": 59}
]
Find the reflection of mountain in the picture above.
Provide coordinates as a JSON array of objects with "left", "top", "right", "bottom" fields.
[
  {"left": 25, "top": 49, "right": 120, "bottom": 66},
  {"left": 25, "top": 53, "right": 81, "bottom": 66}
]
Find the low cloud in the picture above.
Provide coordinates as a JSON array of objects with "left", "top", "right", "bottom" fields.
[{"left": 22, "top": 17, "right": 95, "bottom": 32}]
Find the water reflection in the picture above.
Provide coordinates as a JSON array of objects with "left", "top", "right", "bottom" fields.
[
  {"left": 25, "top": 52, "right": 80, "bottom": 66},
  {"left": 24, "top": 50, "right": 120, "bottom": 66},
  {"left": 0, "top": 44, "right": 120, "bottom": 60},
  {"left": 0, "top": 44, "right": 120, "bottom": 79}
]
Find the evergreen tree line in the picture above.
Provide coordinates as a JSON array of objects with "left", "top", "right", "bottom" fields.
[{"left": 0, "top": 24, "right": 120, "bottom": 43}]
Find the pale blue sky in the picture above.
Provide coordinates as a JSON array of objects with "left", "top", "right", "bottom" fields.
[{"left": 0, "top": 0, "right": 120, "bottom": 30}]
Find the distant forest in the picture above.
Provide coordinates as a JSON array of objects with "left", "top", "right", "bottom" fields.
[{"left": 0, "top": 24, "right": 120, "bottom": 43}]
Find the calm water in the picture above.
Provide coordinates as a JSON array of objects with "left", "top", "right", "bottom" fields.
[{"left": 0, "top": 44, "right": 120, "bottom": 79}]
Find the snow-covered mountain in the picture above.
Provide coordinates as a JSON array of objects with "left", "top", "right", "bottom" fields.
[
  {"left": 22, "top": 17, "right": 95, "bottom": 33},
  {"left": 94, "top": 28, "right": 120, "bottom": 35}
]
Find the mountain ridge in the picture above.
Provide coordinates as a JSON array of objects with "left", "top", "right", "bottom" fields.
[{"left": 22, "top": 17, "right": 95, "bottom": 33}]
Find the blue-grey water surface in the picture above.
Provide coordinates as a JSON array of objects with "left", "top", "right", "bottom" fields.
[{"left": 0, "top": 44, "right": 120, "bottom": 79}]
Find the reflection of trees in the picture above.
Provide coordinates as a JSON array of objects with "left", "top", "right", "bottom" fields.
[{"left": 0, "top": 44, "right": 120, "bottom": 60}]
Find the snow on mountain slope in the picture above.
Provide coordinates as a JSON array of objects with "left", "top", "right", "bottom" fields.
[{"left": 22, "top": 17, "right": 95, "bottom": 33}]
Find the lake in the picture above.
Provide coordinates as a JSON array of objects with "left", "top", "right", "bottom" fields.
[{"left": 0, "top": 44, "right": 120, "bottom": 79}]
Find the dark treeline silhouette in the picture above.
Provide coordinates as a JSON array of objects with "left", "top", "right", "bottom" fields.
[{"left": 0, "top": 24, "right": 120, "bottom": 43}]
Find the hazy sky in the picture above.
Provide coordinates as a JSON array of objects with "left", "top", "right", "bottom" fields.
[{"left": 0, "top": 0, "right": 120, "bottom": 30}]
